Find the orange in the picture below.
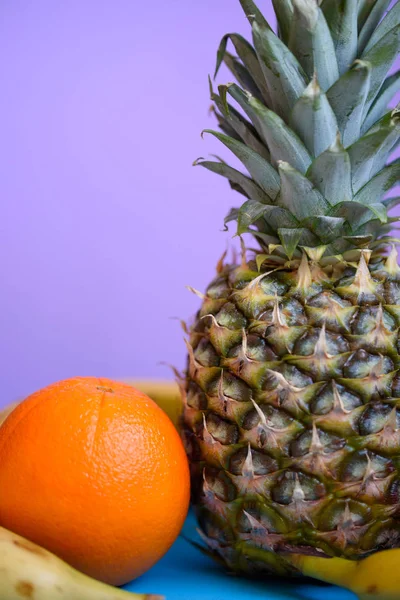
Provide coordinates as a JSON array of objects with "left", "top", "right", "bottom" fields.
[{"left": 0, "top": 377, "right": 190, "bottom": 586}]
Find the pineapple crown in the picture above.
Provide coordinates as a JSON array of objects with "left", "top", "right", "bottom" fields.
[{"left": 195, "top": 0, "right": 400, "bottom": 261}]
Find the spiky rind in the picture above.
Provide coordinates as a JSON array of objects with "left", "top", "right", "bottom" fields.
[{"left": 182, "top": 249, "right": 400, "bottom": 575}]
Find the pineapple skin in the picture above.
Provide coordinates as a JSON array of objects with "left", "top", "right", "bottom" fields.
[{"left": 181, "top": 250, "right": 400, "bottom": 576}]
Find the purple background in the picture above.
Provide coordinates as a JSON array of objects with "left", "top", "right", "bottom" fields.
[{"left": 0, "top": 1, "right": 398, "bottom": 406}]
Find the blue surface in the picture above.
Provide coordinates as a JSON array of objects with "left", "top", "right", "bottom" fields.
[{"left": 123, "top": 512, "right": 357, "bottom": 600}]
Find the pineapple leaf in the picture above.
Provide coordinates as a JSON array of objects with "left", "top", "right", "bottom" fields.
[
  {"left": 320, "top": 0, "right": 358, "bottom": 74},
  {"left": 220, "top": 83, "right": 274, "bottom": 146},
  {"left": 328, "top": 200, "right": 386, "bottom": 231},
  {"left": 307, "top": 136, "right": 353, "bottom": 205},
  {"left": 364, "top": 0, "right": 400, "bottom": 53},
  {"left": 362, "top": 70, "right": 400, "bottom": 133},
  {"left": 358, "top": 0, "right": 381, "bottom": 29},
  {"left": 222, "top": 53, "right": 264, "bottom": 102},
  {"left": 278, "top": 161, "right": 330, "bottom": 221},
  {"left": 238, "top": 0, "right": 270, "bottom": 27},
  {"left": 272, "top": 0, "right": 294, "bottom": 45},
  {"left": 383, "top": 196, "right": 400, "bottom": 210},
  {"left": 278, "top": 228, "right": 305, "bottom": 258},
  {"left": 348, "top": 110, "right": 400, "bottom": 193},
  {"left": 202, "top": 129, "right": 281, "bottom": 198},
  {"left": 290, "top": 76, "right": 338, "bottom": 157},
  {"left": 353, "top": 159, "right": 400, "bottom": 205},
  {"left": 302, "top": 215, "right": 347, "bottom": 242},
  {"left": 228, "top": 86, "right": 312, "bottom": 173},
  {"left": 237, "top": 200, "right": 269, "bottom": 233},
  {"left": 210, "top": 82, "right": 270, "bottom": 159},
  {"left": 224, "top": 207, "right": 240, "bottom": 228},
  {"left": 252, "top": 20, "right": 308, "bottom": 120},
  {"left": 289, "top": 0, "right": 339, "bottom": 90},
  {"left": 327, "top": 60, "right": 371, "bottom": 148},
  {"left": 361, "top": 23, "right": 400, "bottom": 116},
  {"left": 214, "top": 34, "right": 271, "bottom": 105},
  {"left": 358, "top": 0, "right": 392, "bottom": 54},
  {"left": 194, "top": 159, "right": 272, "bottom": 204},
  {"left": 237, "top": 201, "right": 297, "bottom": 234}
]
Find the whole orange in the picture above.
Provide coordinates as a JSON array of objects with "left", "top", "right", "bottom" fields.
[{"left": 0, "top": 377, "right": 190, "bottom": 586}]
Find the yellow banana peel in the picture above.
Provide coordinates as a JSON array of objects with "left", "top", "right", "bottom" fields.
[
  {"left": 126, "top": 379, "right": 182, "bottom": 426},
  {"left": 0, "top": 524, "right": 161, "bottom": 600},
  {"left": 291, "top": 549, "right": 400, "bottom": 599}
]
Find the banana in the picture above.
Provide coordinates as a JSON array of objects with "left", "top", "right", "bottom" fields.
[
  {"left": 125, "top": 380, "right": 182, "bottom": 426},
  {"left": 0, "top": 524, "right": 162, "bottom": 600},
  {"left": 291, "top": 549, "right": 400, "bottom": 599}
]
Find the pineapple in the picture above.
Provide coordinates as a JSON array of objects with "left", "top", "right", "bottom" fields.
[{"left": 181, "top": 0, "right": 400, "bottom": 577}]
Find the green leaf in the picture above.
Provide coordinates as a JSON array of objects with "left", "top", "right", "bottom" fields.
[
  {"left": 362, "top": 70, "right": 400, "bottom": 133},
  {"left": 353, "top": 160, "right": 400, "bottom": 205},
  {"left": 262, "top": 205, "right": 299, "bottom": 230},
  {"left": 327, "top": 60, "right": 371, "bottom": 148},
  {"left": 238, "top": 0, "right": 270, "bottom": 27},
  {"left": 202, "top": 129, "right": 281, "bottom": 199},
  {"left": 277, "top": 228, "right": 305, "bottom": 258},
  {"left": 226, "top": 84, "right": 311, "bottom": 172},
  {"left": 272, "top": 0, "right": 294, "bottom": 44},
  {"left": 221, "top": 84, "right": 271, "bottom": 150},
  {"left": 214, "top": 34, "right": 271, "bottom": 105},
  {"left": 343, "top": 234, "right": 374, "bottom": 247},
  {"left": 278, "top": 161, "right": 330, "bottom": 220},
  {"left": 328, "top": 200, "right": 385, "bottom": 231},
  {"left": 210, "top": 83, "right": 270, "bottom": 160},
  {"left": 361, "top": 23, "right": 400, "bottom": 116},
  {"left": 383, "top": 196, "right": 400, "bottom": 211},
  {"left": 222, "top": 53, "right": 264, "bottom": 102},
  {"left": 194, "top": 159, "right": 272, "bottom": 204},
  {"left": 320, "top": 0, "right": 358, "bottom": 74},
  {"left": 307, "top": 135, "right": 353, "bottom": 205},
  {"left": 252, "top": 20, "right": 308, "bottom": 120},
  {"left": 358, "top": 0, "right": 391, "bottom": 54},
  {"left": 358, "top": 0, "right": 380, "bottom": 30},
  {"left": 349, "top": 111, "right": 400, "bottom": 193},
  {"left": 237, "top": 201, "right": 298, "bottom": 235},
  {"left": 237, "top": 200, "right": 269, "bottom": 233},
  {"left": 364, "top": 203, "right": 388, "bottom": 223},
  {"left": 228, "top": 88, "right": 312, "bottom": 173},
  {"left": 224, "top": 207, "right": 239, "bottom": 228},
  {"left": 290, "top": 75, "right": 338, "bottom": 157},
  {"left": 302, "top": 215, "right": 347, "bottom": 242},
  {"left": 364, "top": 1, "right": 400, "bottom": 53},
  {"left": 289, "top": 0, "right": 339, "bottom": 90}
]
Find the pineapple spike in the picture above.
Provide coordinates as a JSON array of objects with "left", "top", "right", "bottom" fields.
[
  {"left": 313, "top": 323, "right": 332, "bottom": 359},
  {"left": 385, "top": 245, "right": 400, "bottom": 275},
  {"left": 353, "top": 251, "right": 375, "bottom": 298},
  {"left": 240, "top": 237, "right": 247, "bottom": 267},
  {"left": 292, "top": 473, "right": 306, "bottom": 502},
  {"left": 200, "top": 314, "right": 221, "bottom": 329},
  {"left": 272, "top": 294, "right": 285, "bottom": 327},
  {"left": 216, "top": 248, "right": 228, "bottom": 274},
  {"left": 296, "top": 253, "right": 313, "bottom": 291},
  {"left": 242, "top": 443, "right": 255, "bottom": 478},
  {"left": 384, "top": 407, "right": 399, "bottom": 434},
  {"left": 202, "top": 413, "right": 216, "bottom": 445},
  {"left": 310, "top": 422, "right": 324, "bottom": 453},
  {"left": 251, "top": 398, "right": 269, "bottom": 428},
  {"left": 184, "top": 338, "right": 202, "bottom": 379},
  {"left": 186, "top": 286, "right": 206, "bottom": 299},
  {"left": 332, "top": 380, "right": 351, "bottom": 415}
]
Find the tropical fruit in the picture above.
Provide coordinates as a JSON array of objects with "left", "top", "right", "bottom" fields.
[
  {"left": 182, "top": 0, "right": 400, "bottom": 577},
  {"left": 0, "top": 377, "right": 190, "bottom": 586}
]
